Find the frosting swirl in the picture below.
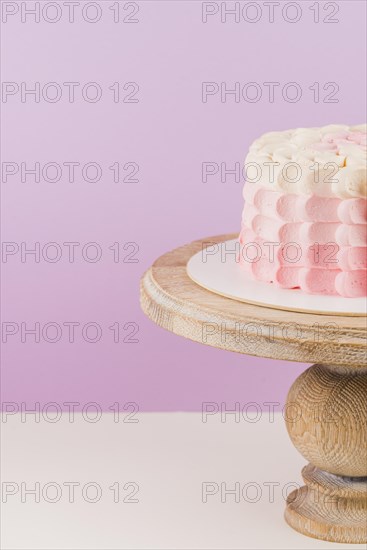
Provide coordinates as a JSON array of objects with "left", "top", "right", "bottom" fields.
[{"left": 245, "top": 124, "right": 367, "bottom": 198}]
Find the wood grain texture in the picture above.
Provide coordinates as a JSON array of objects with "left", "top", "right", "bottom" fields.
[
  {"left": 285, "top": 363, "right": 367, "bottom": 477},
  {"left": 140, "top": 234, "right": 367, "bottom": 543},
  {"left": 284, "top": 363, "right": 367, "bottom": 543},
  {"left": 140, "top": 234, "right": 367, "bottom": 367},
  {"left": 285, "top": 464, "right": 367, "bottom": 544}
]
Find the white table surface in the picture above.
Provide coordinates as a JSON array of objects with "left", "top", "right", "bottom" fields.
[{"left": 1, "top": 412, "right": 362, "bottom": 550}]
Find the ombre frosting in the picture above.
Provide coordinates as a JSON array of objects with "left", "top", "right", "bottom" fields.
[{"left": 239, "top": 125, "right": 367, "bottom": 297}]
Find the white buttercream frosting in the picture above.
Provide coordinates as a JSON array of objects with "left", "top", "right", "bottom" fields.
[{"left": 244, "top": 124, "right": 367, "bottom": 198}]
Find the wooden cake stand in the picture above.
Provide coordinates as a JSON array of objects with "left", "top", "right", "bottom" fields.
[{"left": 140, "top": 234, "right": 367, "bottom": 544}]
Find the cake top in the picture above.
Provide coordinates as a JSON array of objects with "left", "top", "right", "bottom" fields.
[{"left": 245, "top": 124, "right": 366, "bottom": 198}]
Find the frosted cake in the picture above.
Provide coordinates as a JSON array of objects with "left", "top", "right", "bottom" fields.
[{"left": 239, "top": 124, "right": 367, "bottom": 297}]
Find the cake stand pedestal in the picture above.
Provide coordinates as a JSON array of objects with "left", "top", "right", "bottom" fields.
[{"left": 140, "top": 234, "right": 367, "bottom": 544}]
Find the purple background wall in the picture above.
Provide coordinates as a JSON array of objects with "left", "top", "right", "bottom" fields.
[{"left": 2, "top": 0, "right": 366, "bottom": 410}]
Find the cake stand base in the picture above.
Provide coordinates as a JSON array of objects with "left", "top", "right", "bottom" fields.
[
  {"left": 285, "top": 464, "right": 367, "bottom": 544},
  {"left": 285, "top": 363, "right": 367, "bottom": 544}
]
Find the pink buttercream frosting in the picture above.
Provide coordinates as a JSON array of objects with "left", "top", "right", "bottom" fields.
[
  {"left": 240, "top": 125, "right": 367, "bottom": 297},
  {"left": 311, "top": 130, "right": 366, "bottom": 152},
  {"left": 239, "top": 125, "right": 367, "bottom": 297}
]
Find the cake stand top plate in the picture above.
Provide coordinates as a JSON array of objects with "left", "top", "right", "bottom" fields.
[{"left": 140, "top": 234, "right": 367, "bottom": 368}]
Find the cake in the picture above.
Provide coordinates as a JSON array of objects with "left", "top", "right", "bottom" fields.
[{"left": 239, "top": 124, "right": 367, "bottom": 297}]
